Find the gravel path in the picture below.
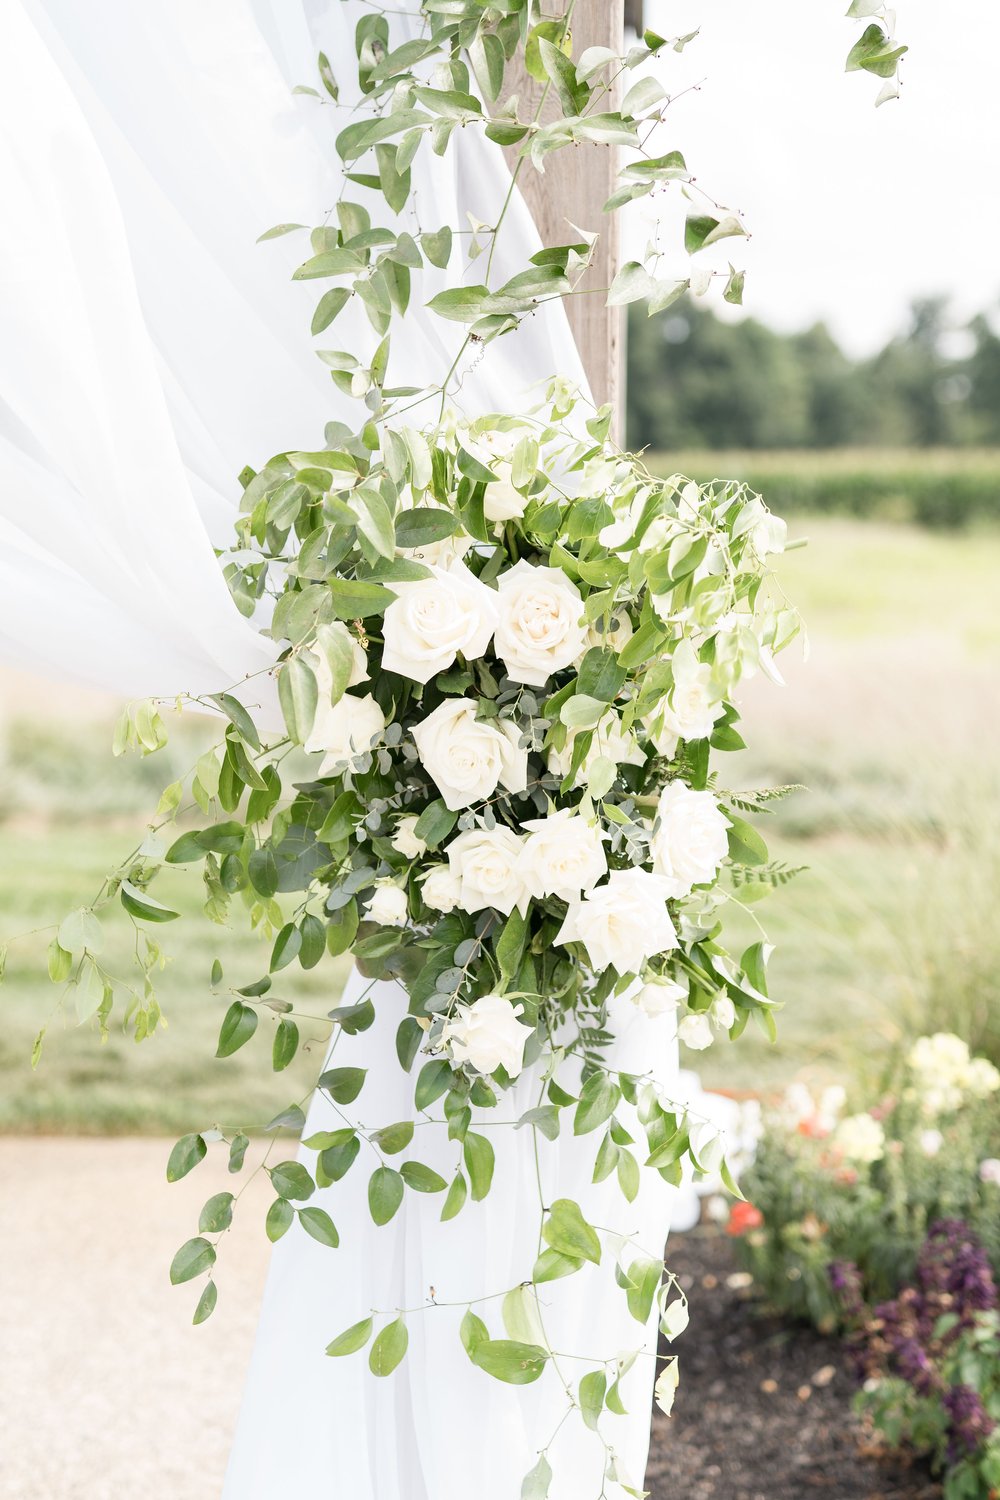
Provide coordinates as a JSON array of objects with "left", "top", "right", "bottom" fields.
[{"left": 0, "top": 1138, "right": 271, "bottom": 1500}]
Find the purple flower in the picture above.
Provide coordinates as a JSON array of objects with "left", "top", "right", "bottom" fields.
[{"left": 942, "top": 1383, "right": 996, "bottom": 1462}]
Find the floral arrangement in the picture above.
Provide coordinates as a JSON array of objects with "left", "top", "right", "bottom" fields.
[
  {"left": 837, "top": 1221, "right": 1000, "bottom": 1499},
  {"left": 735, "top": 1034, "right": 1000, "bottom": 1331},
  {"left": 5, "top": 2, "right": 908, "bottom": 1490}
]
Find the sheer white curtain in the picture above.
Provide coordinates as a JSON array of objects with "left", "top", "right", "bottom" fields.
[{"left": 0, "top": 3, "right": 685, "bottom": 1496}]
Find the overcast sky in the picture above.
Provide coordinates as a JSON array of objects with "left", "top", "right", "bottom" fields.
[{"left": 636, "top": 0, "right": 1000, "bottom": 355}]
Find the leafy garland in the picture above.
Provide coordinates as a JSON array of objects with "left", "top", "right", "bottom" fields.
[{"left": 9, "top": 3, "right": 906, "bottom": 1495}]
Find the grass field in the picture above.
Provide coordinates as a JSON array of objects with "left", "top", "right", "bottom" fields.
[
  {"left": 1, "top": 514, "right": 998, "bottom": 1132},
  {"left": 648, "top": 448, "right": 1000, "bottom": 529}
]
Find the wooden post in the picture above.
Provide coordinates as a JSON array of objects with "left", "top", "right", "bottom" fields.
[{"left": 501, "top": 2, "right": 626, "bottom": 434}]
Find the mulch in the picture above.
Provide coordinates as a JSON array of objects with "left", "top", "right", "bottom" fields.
[{"left": 645, "top": 1228, "right": 941, "bottom": 1500}]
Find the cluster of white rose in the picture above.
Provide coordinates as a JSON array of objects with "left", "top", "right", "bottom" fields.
[
  {"left": 281, "top": 411, "right": 798, "bottom": 1084},
  {"left": 906, "top": 1032, "right": 1000, "bottom": 1118}
]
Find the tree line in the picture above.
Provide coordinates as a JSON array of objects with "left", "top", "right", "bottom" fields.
[{"left": 626, "top": 297, "right": 1000, "bottom": 451}]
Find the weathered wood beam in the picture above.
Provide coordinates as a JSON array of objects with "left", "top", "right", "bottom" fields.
[{"left": 501, "top": 2, "right": 626, "bottom": 431}]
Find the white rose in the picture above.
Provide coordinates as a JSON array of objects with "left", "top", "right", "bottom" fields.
[
  {"left": 446, "top": 826, "right": 529, "bottom": 917},
  {"left": 494, "top": 560, "right": 588, "bottom": 687},
  {"left": 555, "top": 869, "right": 678, "bottom": 975},
  {"left": 967, "top": 1057, "right": 1000, "bottom": 1097},
  {"left": 366, "top": 883, "right": 409, "bottom": 927},
  {"left": 710, "top": 994, "right": 736, "bottom": 1032},
  {"left": 633, "top": 976, "right": 687, "bottom": 1018},
  {"left": 412, "top": 700, "right": 528, "bottom": 811},
  {"left": 834, "top": 1112, "right": 885, "bottom": 1165},
  {"left": 649, "top": 780, "right": 729, "bottom": 899},
  {"left": 652, "top": 667, "right": 725, "bottom": 755},
  {"left": 547, "top": 710, "right": 645, "bottom": 788},
  {"left": 305, "top": 691, "right": 386, "bottom": 775},
  {"left": 422, "top": 865, "right": 462, "bottom": 913},
  {"left": 979, "top": 1158, "right": 1000, "bottom": 1186},
  {"left": 484, "top": 464, "right": 528, "bottom": 523},
  {"left": 444, "top": 993, "right": 534, "bottom": 1078},
  {"left": 381, "top": 560, "right": 498, "bottom": 685},
  {"left": 518, "top": 810, "right": 607, "bottom": 902},
  {"left": 677, "top": 1013, "right": 714, "bottom": 1051},
  {"left": 391, "top": 815, "right": 426, "bottom": 859},
  {"left": 920, "top": 1128, "right": 943, "bottom": 1157}
]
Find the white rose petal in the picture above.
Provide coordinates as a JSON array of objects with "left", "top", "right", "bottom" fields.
[
  {"left": 634, "top": 977, "right": 687, "bottom": 1018},
  {"left": 391, "top": 815, "right": 427, "bottom": 859},
  {"left": 575, "top": 610, "right": 634, "bottom": 666},
  {"left": 305, "top": 691, "right": 386, "bottom": 775},
  {"left": 555, "top": 869, "right": 678, "bottom": 975},
  {"left": 494, "top": 560, "right": 589, "bottom": 687},
  {"left": 710, "top": 995, "right": 736, "bottom": 1032},
  {"left": 519, "top": 809, "right": 607, "bottom": 902},
  {"left": 422, "top": 865, "right": 462, "bottom": 913},
  {"left": 381, "top": 560, "right": 498, "bottom": 685},
  {"left": 444, "top": 993, "right": 534, "bottom": 1078},
  {"left": 650, "top": 780, "right": 730, "bottom": 899},
  {"left": 446, "top": 826, "right": 529, "bottom": 917},
  {"left": 678, "top": 1013, "right": 714, "bottom": 1051},
  {"left": 366, "top": 883, "right": 409, "bottom": 927},
  {"left": 412, "top": 699, "right": 528, "bottom": 811}
]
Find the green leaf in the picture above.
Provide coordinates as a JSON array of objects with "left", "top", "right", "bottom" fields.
[
  {"left": 311, "top": 287, "right": 351, "bottom": 335},
  {"left": 167, "top": 1133, "right": 207, "bottom": 1183},
  {"left": 192, "top": 1281, "right": 218, "bottom": 1325},
  {"left": 318, "top": 1066, "right": 367, "bottom": 1104},
  {"left": 278, "top": 655, "right": 319, "bottom": 744},
  {"left": 624, "top": 1256, "right": 662, "bottom": 1323},
  {"left": 414, "top": 1058, "right": 452, "bottom": 1110},
  {"left": 257, "top": 222, "right": 306, "bottom": 242},
  {"left": 542, "top": 1199, "right": 601, "bottom": 1265},
  {"left": 170, "top": 1236, "right": 216, "bottom": 1285},
  {"left": 538, "top": 37, "right": 588, "bottom": 115},
  {"left": 400, "top": 1161, "right": 447, "bottom": 1193},
  {"left": 413, "top": 799, "right": 457, "bottom": 850},
  {"left": 328, "top": 578, "right": 395, "bottom": 619},
  {"left": 270, "top": 922, "right": 303, "bottom": 972},
  {"left": 216, "top": 1001, "right": 258, "bottom": 1059},
  {"left": 326, "top": 1316, "right": 373, "bottom": 1357},
  {"left": 353, "top": 486, "right": 396, "bottom": 560},
  {"left": 574, "top": 1073, "right": 620, "bottom": 1136},
  {"left": 685, "top": 213, "right": 746, "bottom": 254},
  {"left": 845, "top": 22, "right": 907, "bottom": 77},
  {"left": 369, "top": 1166, "right": 405, "bottom": 1225},
  {"left": 726, "top": 814, "right": 769, "bottom": 866},
  {"left": 248, "top": 847, "right": 280, "bottom": 898},
  {"left": 495, "top": 906, "right": 528, "bottom": 985},
  {"left": 420, "top": 226, "right": 453, "bottom": 269},
  {"left": 576, "top": 648, "right": 626, "bottom": 703},
  {"left": 502, "top": 1285, "right": 545, "bottom": 1346},
  {"left": 298, "top": 1206, "right": 340, "bottom": 1248},
  {"left": 46, "top": 939, "right": 72, "bottom": 983},
  {"left": 463, "top": 1132, "right": 495, "bottom": 1201},
  {"left": 272, "top": 1016, "right": 299, "bottom": 1072},
  {"left": 441, "top": 1170, "right": 468, "bottom": 1221},
  {"left": 394, "top": 507, "right": 460, "bottom": 548},
  {"left": 207, "top": 691, "right": 261, "bottom": 750},
  {"left": 270, "top": 1161, "right": 314, "bottom": 1201},
  {"left": 471, "top": 1339, "right": 548, "bottom": 1386},
  {"left": 460, "top": 1308, "right": 489, "bottom": 1357},
  {"left": 369, "top": 1316, "right": 408, "bottom": 1376},
  {"left": 266, "top": 1197, "right": 294, "bottom": 1242},
  {"left": 532, "top": 1248, "right": 584, "bottom": 1284},
  {"left": 579, "top": 1369, "right": 607, "bottom": 1431},
  {"left": 371, "top": 1120, "right": 414, "bottom": 1155},
  {"left": 57, "top": 907, "right": 103, "bottom": 956},
  {"left": 521, "top": 1455, "right": 553, "bottom": 1500},
  {"left": 198, "top": 1192, "right": 234, "bottom": 1233},
  {"left": 426, "top": 286, "right": 489, "bottom": 322}
]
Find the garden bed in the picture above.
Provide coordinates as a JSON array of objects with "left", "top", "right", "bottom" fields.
[{"left": 646, "top": 1229, "right": 939, "bottom": 1500}]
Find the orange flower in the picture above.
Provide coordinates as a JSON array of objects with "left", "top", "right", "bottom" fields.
[{"left": 726, "top": 1201, "right": 764, "bottom": 1236}]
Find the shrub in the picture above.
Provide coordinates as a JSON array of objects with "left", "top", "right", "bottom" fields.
[{"left": 735, "top": 1035, "right": 1000, "bottom": 1331}]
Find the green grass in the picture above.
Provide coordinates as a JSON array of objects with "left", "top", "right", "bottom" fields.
[
  {"left": 647, "top": 448, "right": 1000, "bottom": 529},
  {"left": 1, "top": 514, "right": 999, "bottom": 1127}
]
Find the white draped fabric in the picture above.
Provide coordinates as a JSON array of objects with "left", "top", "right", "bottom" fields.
[{"left": 0, "top": 3, "right": 690, "bottom": 1496}]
